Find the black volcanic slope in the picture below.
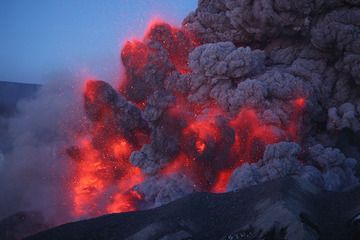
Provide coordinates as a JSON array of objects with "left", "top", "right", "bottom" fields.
[{"left": 25, "top": 177, "right": 360, "bottom": 240}]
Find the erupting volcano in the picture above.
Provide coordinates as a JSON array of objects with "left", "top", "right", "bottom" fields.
[
  {"left": 1, "top": 2, "right": 360, "bottom": 239},
  {"left": 67, "top": 19, "right": 307, "bottom": 218}
]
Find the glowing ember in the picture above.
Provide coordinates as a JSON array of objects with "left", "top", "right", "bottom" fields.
[
  {"left": 112, "top": 140, "right": 131, "bottom": 159},
  {"left": 211, "top": 169, "right": 236, "bottom": 193},
  {"left": 195, "top": 140, "right": 206, "bottom": 154},
  {"left": 294, "top": 97, "right": 305, "bottom": 108}
]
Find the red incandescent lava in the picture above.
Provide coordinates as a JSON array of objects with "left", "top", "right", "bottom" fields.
[{"left": 68, "top": 19, "right": 305, "bottom": 218}]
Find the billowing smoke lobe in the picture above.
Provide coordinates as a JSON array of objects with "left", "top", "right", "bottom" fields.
[{"left": 1, "top": 0, "right": 360, "bottom": 231}]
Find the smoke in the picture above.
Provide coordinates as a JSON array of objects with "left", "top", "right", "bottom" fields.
[
  {"left": 0, "top": 74, "right": 86, "bottom": 224},
  {"left": 0, "top": 0, "right": 359, "bottom": 230},
  {"left": 181, "top": 0, "right": 360, "bottom": 192},
  {"left": 227, "top": 142, "right": 358, "bottom": 191}
]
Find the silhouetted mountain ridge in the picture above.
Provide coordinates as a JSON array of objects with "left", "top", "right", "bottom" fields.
[
  {"left": 0, "top": 81, "right": 40, "bottom": 117},
  {"left": 22, "top": 177, "right": 360, "bottom": 240}
]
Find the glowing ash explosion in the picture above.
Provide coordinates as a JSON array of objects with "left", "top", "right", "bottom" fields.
[
  {"left": 2, "top": 1, "right": 359, "bottom": 226},
  {"left": 66, "top": 20, "right": 307, "bottom": 218}
]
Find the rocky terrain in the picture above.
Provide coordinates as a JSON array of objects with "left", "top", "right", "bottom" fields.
[{"left": 23, "top": 177, "right": 360, "bottom": 240}]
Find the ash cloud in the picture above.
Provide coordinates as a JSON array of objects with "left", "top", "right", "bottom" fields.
[
  {"left": 73, "top": 0, "right": 360, "bottom": 212},
  {"left": 134, "top": 173, "right": 197, "bottom": 209},
  {"left": 180, "top": 0, "right": 360, "bottom": 192},
  {"left": 227, "top": 142, "right": 358, "bottom": 191}
]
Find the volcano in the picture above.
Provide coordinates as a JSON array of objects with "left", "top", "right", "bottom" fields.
[
  {"left": 1, "top": 0, "right": 360, "bottom": 239},
  {"left": 67, "top": 20, "right": 308, "bottom": 218},
  {"left": 65, "top": 0, "right": 360, "bottom": 219}
]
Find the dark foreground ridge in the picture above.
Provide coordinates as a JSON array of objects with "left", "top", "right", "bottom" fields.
[{"left": 24, "top": 177, "right": 360, "bottom": 240}]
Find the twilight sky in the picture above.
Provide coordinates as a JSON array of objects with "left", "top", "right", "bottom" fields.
[{"left": 0, "top": 0, "right": 197, "bottom": 84}]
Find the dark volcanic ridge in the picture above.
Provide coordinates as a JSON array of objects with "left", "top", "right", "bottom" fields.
[
  {"left": 24, "top": 177, "right": 360, "bottom": 240},
  {"left": 0, "top": 81, "right": 40, "bottom": 117}
]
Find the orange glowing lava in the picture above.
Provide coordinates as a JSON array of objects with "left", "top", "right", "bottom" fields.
[
  {"left": 195, "top": 140, "right": 206, "bottom": 154},
  {"left": 211, "top": 169, "right": 237, "bottom": 193},
  {"left": 71, "top": 138, "right": 108, "bottom": 217},
  {"left": 69, "top": 82, "right": 147, "bottom": 218},
  {"left": 230, "top": 108, "right": 284, "bottom": 163},
  {"left": 294, "top": 97, "right": 305, "bottom": 108},
  {"left": 70, "top": 134, "right": 144, "bottom": 217}
]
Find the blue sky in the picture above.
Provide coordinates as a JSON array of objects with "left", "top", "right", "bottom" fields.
[{"left": 0, "top": 1, "right": 197, "bottom": 84}]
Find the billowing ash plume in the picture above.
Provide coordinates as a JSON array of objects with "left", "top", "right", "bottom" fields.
[
  {"left": 1, "top": 0, "right": 360, "bottom": 227},
  {"left": 74, "top": 0, "right": 360, "bottom": 212},
  {"left": 227, "top": 142, "right": 358, "bottom": 191}
]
